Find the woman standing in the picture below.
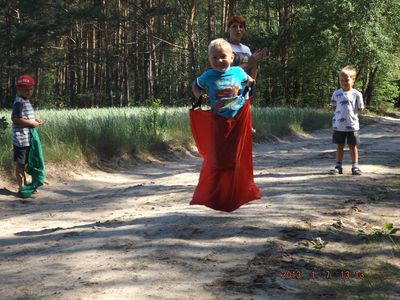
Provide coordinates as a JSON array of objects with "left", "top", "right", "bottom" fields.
[{"left": 227, "top": 15, "right": 268, "bottom": 79}]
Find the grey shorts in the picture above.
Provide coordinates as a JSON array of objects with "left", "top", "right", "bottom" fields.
[
  {"left": 13, "top": 145, "right": 30, "bottom": 164},
  {"left": 332, "top": 130, "right": 360, "bottom": 145}
]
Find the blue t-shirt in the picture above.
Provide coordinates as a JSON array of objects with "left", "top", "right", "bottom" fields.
[{"left": 195, "top": 66, "right": 248, "bottom": 118}]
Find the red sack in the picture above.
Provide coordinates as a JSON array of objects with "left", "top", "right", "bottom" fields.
[{"left": 189, "top": 100, "right": 262, "bottom": 212}]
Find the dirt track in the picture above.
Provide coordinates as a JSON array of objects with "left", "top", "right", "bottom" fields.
[{"left": 1, "top": 115, "right": 399, "bottom": 299}]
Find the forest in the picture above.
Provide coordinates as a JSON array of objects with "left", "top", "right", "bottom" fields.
[{"left": 1, "top": 0, "right": 400, "bottom": 110}]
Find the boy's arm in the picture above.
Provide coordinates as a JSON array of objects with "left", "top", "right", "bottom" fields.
[
  {"left": 247, "top": 74, "right": 255, "bottom": 85},
  {"left": 357, "top": 93, "right": 365, "bottom": 113},
  {"left": 329, "top": 93, "right": 337, "bottom": 112},
  {"left": 240, "top": 72, "right": 254, "bottom": 87},
  {"left": 11, "top": 101, "right": 43, "bottom": 127},
  {"left": 12, "top": 116, "right": 43, "bottom": 128},
  {"left": 191, "top": 82, "right": 204, "bottom": 99},
  {"left": 191, "top": 82, "right": 208, "bottom": 109},
  {"left": 241, "top": 74, "right": 255, "bottom": 98}
]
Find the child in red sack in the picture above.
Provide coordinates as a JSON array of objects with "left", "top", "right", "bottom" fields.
[{"left": 189, "top": 38, "right": 262, "bottom": 212}]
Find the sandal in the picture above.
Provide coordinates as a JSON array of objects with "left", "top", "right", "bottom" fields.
[
  {"left": 351, "top": 167, "right": 362, "bottom": 175},
  {"left": 329, "top": 166, "right": 343, "bottom": 175}
]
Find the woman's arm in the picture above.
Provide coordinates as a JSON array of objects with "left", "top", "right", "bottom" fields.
[{"left": 246, "top": 48, "right": 268, "bottom": 79}]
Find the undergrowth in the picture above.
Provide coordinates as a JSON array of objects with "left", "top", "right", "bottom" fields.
[{"left": 0, "top": 106, "right": 330, "bottom": 175}]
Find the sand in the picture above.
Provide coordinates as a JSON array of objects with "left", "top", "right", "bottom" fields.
[{"left": 1, "top": 115, "right": 399, "bottom": 299}]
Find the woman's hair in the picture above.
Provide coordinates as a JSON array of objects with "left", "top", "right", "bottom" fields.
[
  {"left": 208, "top": 38, "right": 232, "bottom": 54},
  {"left": 228, "top": 15, "right": 246, "bottom": 29},
  {"left": 340, "top": 65, "right": 357, "bottom": 80}
]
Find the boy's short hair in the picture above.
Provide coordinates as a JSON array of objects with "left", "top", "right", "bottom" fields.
[
  {"left": 228, "top": 15, "right": 246, "bottom": 29},
  {"left": 340, "top": 65, "right": 356, "bottom": 81},
  {"left": 208, "top": 38, "right": 232, "bottom": 54}
]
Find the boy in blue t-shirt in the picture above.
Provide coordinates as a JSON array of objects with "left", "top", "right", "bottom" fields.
[
  {"left": 189, "top": 38, "right": 261, "bottom": 212},
  {"left": 191, "top": 38, "right": 254, "bottom": 118}
]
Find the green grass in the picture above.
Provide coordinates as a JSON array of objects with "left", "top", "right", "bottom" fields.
[
  {"left": 252, "top": 106, "right": 331, "bottom": 140},
  {"left": 0, "top": 106, "right": 331, "bottom": 175}
]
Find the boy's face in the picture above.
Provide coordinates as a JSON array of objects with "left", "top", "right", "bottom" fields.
[
  {"left": 229, "top": 22, "right": 246, "bottom": 43},
  {"left": 209, "top": 45, "right": 234, "bottom": 72},
  {"left": 340, "top": 73, "right": 354, "bottom": 92},
  {"left": 16, "top": 85, "right": 35, "bottom": 99}
]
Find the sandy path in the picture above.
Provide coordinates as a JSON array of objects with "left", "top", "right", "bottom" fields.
[{"left": 1, "top": 116, "right": 399, "bottom": 299}]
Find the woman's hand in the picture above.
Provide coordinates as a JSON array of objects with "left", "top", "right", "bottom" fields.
[{"left": 251, "top": 48, "right": 268, "bottom": 62}]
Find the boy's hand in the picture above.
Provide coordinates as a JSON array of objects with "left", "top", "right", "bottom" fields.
[
  {"left": 30, "top": 119, "right": 43, "bottom": 127},
  {"left": 247, "top": 75, "right": 255, "bottom": 84},
  {"left": 191, "top": 94, "right": 208, "bottom": 110},
  {"left": 34, "top": 119, "right": 44, "bottom": 127},
  {"left": 243, "top": 80, "right": 255, "bottom": 98}
]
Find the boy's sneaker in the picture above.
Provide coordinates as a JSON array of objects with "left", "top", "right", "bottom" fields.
[
  {"left": 351, "top": 167, "right": 362, "bottom": 175},
  {"left": 329, "top": 166, "right": 343, "bottom": 175}
]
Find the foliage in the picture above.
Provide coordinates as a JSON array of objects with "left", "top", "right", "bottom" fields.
[
  {"left": 358, "top": 223, "right": 399, "bottom": 243},
  {"left": 309, "top": 237, "right": 328, "bottom": 250},
  {"left": 1, "top": 1, "right": 400, "bottom": 110},
  {"left": 0, "top": 106, "right": 331, "bottom": 173},
  {"left": 251, "top": 106, "right": 331, "bottom": 141},
  {"left": 0, "top": 116, "right": 8, "bottom": 134}
]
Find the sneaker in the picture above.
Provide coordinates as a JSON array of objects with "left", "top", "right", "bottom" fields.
[
  {"left": 351, "top": 167, "right": 362, "bottom": 175},
  {"left": 329, "top": 166, "right": 343, "bottom": 175}
]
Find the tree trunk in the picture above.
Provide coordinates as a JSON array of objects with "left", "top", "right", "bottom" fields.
[
  {"left": 187, "top": 0, "right": 196, "bottom": 100},
  {"left": 364, "top": 67, "right": 378, "bottom": 106},
  {"left": 67, "top": 33, "right": 76, "bottom": 107},
  {"left": 208, "top": 0, "right": 216, "bottom": 41},
  {"left": 276, "top": 0, "right": 295, "bottom": 104}
]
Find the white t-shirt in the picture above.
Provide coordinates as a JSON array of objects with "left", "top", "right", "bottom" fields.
[
  {"left": 12, "top": 96, "right": 36, "bottom": 147},
  {"left": 230, "top": 43, "right": 252, "bottom": 66},
  {"left": 330, "top": 88, "right": 364, "bottom": 131}
]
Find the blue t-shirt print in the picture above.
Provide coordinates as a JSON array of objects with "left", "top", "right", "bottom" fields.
[
  {"left": 213, "top": 77, "right": 242, "bottom": 111},
  {"left": 196, "top": 67, "right": 248, "bottom": 119}
]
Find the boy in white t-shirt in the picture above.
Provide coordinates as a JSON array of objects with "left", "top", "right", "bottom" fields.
[{"left": 329, "top": 66, "right": 364, "bottom": 175}]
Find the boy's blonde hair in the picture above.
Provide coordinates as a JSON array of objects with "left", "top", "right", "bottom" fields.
[
  {"left": 340, "top": 65, "right": 357, "bottom": 81},
  {"left": 208, "top": 38, "right": 232, "bottom": 54}
]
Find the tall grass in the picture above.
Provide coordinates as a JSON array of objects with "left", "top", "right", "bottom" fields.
[
  {"left": 252, "top": 106, "right": 331, "bottom": 140},
  {"left": 0, "top": 106, "right": 331, "bottom": 174}
]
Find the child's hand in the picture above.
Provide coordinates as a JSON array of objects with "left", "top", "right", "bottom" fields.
[
  {"left": 35, "top": 118, "right": 44, "bottom": 126},
  {"left": 246, "top": 74, "right": 255, "bottom": 84},
  {"left": 242, "top": 78, "right": 255, "bottom": 98},
  {"left": 191, "top": 94, "right": 208, "bottom": 110}
]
